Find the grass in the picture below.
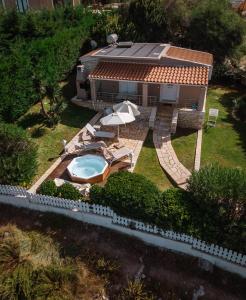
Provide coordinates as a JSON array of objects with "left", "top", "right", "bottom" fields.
[
  {"left": 202, "top": 85, "right": 246, "bottom": 169},
  {"left": 135, "top": 130, "right": 173, "bottom": 191},
  {"left": 135, "top": 127, "right": 197, "bottom": 191},
  {"left": 17, "top": 76, "right": 95, "bottom": 184},
  {"left": 172, "top": 128, "right": 197, "bottom": 172}
]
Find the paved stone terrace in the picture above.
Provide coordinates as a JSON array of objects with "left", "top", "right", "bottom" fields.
[
  {"left": 153, "top": 107, "right": 191, "bottom": 189},
  {"left": 87, "top": 118, "right": 149, "bottom": 172}
]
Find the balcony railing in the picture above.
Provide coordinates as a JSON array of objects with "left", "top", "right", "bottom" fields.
[{"left": 96, "top": 92, "right": 158, "bottom": 107}]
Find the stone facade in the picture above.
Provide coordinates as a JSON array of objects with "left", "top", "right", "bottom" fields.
[{"left": 177, "top": 109, "right": 205, "bottom": 130}]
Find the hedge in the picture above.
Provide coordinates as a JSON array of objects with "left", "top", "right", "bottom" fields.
[
  {"left": 38, "top": 180, "right": 82, "bottom": 201},
  {"left": 0, "top": 123, "right": 37, "bottom": 186},
  {"left": 91, "top": 171, "right": 162, "bottom": 224}
]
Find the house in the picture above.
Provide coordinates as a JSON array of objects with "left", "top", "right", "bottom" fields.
[
  {"left": 76, "top": 41, "right": 213, "bottom": 130},
  {"left": 238, "top": 0, "right": 246, "bottom": 16},
  {"left": 230, "top": 0, "right": 244, "bottom": 8},
  {"left": 0, "top": 0, "right": 80, "bottom": 12}
]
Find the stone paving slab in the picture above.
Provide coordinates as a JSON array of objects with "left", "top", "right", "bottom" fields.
[{"left": 153, "top": 116, "right": 191, "bottom": 189}]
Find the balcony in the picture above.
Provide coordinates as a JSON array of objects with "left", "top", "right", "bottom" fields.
[{"left": 96, "top": 92, "right": 157, "bottom": 107}]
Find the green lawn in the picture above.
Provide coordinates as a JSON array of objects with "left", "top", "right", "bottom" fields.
[
  {"left": 202, "top": 86, "right": 246, "bottom": 169},
  {"left": 134, "top": 131, "right": 173, "bottom": 191},
  {"left": 135, "top": 128, "right": 197, "bottom": 191},
  {"left": 17, "top": 76, "right": 95, "bottom": 184},
  {"left": 172, "top": 128, "right": 197, "bottom": 172}
]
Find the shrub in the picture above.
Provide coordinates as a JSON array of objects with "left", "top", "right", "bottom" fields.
[
  {"left": 158, "top": 189, "right": 192, "bottom": 232},
  {"left": 233, "top": 95, "right": 246, "bottom": 122},
  {"left": 119, "top": 280, "right": 154, "bottom": 300},
  {"left": 0, "top": 123, "right": 37, "bottom": 186},
  {"left": 38, "top": 180, "right": 58, "bottom": 197},
  {"left": 38, "top": 181, "right": 82, "bottom": 200},
  {"left": 187, "top": 164, "right": 246, "bottom": 251},
  {"left": 90, "top": 184, "right": 105, "bottom": 205},
  {"left": 0, "top": 224, "right": 105, "bottom": 299},
  {"left": 102, "top": 172, "right": 161, "bottom": 223},
  {"left": 57, "top": 183, "right": 82, "bottom": 200}
]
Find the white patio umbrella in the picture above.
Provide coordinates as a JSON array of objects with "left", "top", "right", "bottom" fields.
[
  {"left": 113, "top": 100, "right": 140, "bottom": 116},
  {"left": 100, "top": 112, "right": 135, "bottom": 138}
]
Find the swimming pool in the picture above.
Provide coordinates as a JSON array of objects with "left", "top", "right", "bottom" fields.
[{"left": 67, "top": 154, "right": 109, "bottom": 183}]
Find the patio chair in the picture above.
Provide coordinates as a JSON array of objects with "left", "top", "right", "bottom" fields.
[
  {"left": 207, "top": 108, "right": 219, "bottom": 127},
  {"left": 103, "top": 147, "right": 134, "bottom": 166},
  {"left": 86, "top": 123, "right": 115, "bottom": 139},
  {"left": 74, "top": 140, "right": 107, "bottom": 152}
]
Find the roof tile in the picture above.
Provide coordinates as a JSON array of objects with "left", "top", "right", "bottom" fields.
[
  {"left": 89, "top": 62, "right": 209, "bottom": 86},
  {"left": 166, "top": 46, "right": 213, "bottom": 65}
]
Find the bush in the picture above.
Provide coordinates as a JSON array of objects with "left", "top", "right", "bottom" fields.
[
  {"left": 38, "top": 181, "right": 82, "bottom": 201},
  {"left": 0, "top": 224, "right": 105, "bottom": 299},
  {"left": 0, "top": 123, "right": 38, "bottom": 186},
  {"left": 90, "top": 185, "right": 105, "bottom": 205},
  {"left": 158, "top": 189, "right": 192, "bottom": 232},
  {"left": 102, "top": 172, "right": 161, "bottom": 223},
  {"left": 57, "top": 183, "right": 82, "bottom": 200},
  {"left": 39, "top": 180, "right": 58, "bottom": 197},
  {"left": 187, "top": 164, "right": 246, "bottom": 251},
  {"left": 233, "top": 95, "right": 246, "bottom": 122}
]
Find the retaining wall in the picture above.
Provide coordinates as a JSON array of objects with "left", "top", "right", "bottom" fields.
[{"left": 0, "top": 185, "right": 245, "bottom": 278}]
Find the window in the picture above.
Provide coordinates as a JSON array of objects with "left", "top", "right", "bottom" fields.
[{"left": 119, "top": 81, "right": 138, "bottom": 95}]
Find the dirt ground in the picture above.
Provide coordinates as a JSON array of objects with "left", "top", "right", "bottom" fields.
[{"left": 0, "top": 203, "right": 245, "bottom": 300}]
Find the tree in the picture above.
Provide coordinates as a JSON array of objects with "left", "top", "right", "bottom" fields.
[
  {"left": 187, "top": 164, "right": 246, "bottom": 251},
  {"left": 0, "top": 123, "right": 38, "bottom": 186},
  {"left": 125, "top": 0, "right": 170, "bottom": 42},
  {"left": 186, "top": 0, "right": 246, "bottom": 61}
]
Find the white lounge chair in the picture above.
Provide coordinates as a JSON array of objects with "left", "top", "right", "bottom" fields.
[
  {"left": 86, "top": 123, "right": 115, "bottom": 139},
  {"left": 207, "top": 108, "right": 219, "bottom": 127},
  {"left": 103, "top": 147, "right": 134, "bottom": 165},
  {"left": 74, "top": 140, "right": 106, "bottom": 152}
]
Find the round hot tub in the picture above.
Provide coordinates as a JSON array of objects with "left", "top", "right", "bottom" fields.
[{"left": 67, "top": 154, "right": 109, "bottom": 184}]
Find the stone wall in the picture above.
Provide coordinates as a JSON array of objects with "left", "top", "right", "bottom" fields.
[{"left": 178, "top": 109, "right": 205, "bottom": 129}]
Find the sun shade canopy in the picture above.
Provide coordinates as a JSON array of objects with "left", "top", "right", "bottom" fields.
[
  {"left": 113, "top": 101, "right": 140, "bottom": 116},
  {"left": 89, "top": 62, "right": 209, "bottom": 86}
]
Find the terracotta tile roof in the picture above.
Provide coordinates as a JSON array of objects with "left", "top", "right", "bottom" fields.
[
  {"left": 89, "top": 62, "right": 209, "bottom": 85},
  {"left": 238, "top": 0, "right": 246, "bottom": 11},
  {"left": 166, "top": 46, "right": 213, "bottom": 65}
]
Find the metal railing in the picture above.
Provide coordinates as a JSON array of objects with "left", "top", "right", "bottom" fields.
[
  {"left": 96, "top": 92, "right": 158, "bottom": 107},
  {"left": 178, "top": 98, "right": 199, "bottom": 110},
  {"left": 96, "top": 92, "right": 142, "bottom": 106}
]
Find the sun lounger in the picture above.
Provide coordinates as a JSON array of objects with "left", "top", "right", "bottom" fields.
[
  {"left": 86, "top": 123, "right": 115, "bottom": 139},
  {"left": 103, "top": 147, "right": 133, "bottom": 165},
  {"left": 74, "top": 140, "right": 106, "bottom": 151}
]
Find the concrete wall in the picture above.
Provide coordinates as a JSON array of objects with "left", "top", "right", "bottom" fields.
[
  {"left": 178, "top": 109, "right": 205, "bottom": 129},
  {"left": 178, "top": 85, "right": 203, "bottom": 108},
  {"left": 3, "top": 0, "right": 16, "bottom": 9},
  {"left": 29, "top": 0, "right": 53, "bottom": 10},
  {"left": 0, "top": 192, "right": 245, "bottom": 278}
]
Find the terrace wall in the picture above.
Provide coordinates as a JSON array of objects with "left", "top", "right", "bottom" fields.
[{"left": 0, "top": 185, "right": 245, "bottom": 278}]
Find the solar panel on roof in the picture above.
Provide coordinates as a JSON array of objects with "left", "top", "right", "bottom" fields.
[{"left": 94, "top": 43, "right": 167, "bottom": 59}]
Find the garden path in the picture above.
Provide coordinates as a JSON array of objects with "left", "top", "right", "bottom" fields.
[{"left": 153, "top": 107, "right": 191, "bottom": 189}]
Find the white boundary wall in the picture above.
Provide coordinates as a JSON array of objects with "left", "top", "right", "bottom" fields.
[{"left": 0, "top": 185, "right": 245, "bottom": 278}]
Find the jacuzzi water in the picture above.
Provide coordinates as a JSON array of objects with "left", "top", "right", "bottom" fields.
[{"left": 67, "top": 154, "right": 108, "bottom": 180}]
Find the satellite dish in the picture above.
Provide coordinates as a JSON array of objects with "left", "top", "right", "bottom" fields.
[
  {"left": 90, "top": 40, "right": 98, "bottom": 49},
  {"left": 107, "top": 34, "right": 118, "bottom": 45}
]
